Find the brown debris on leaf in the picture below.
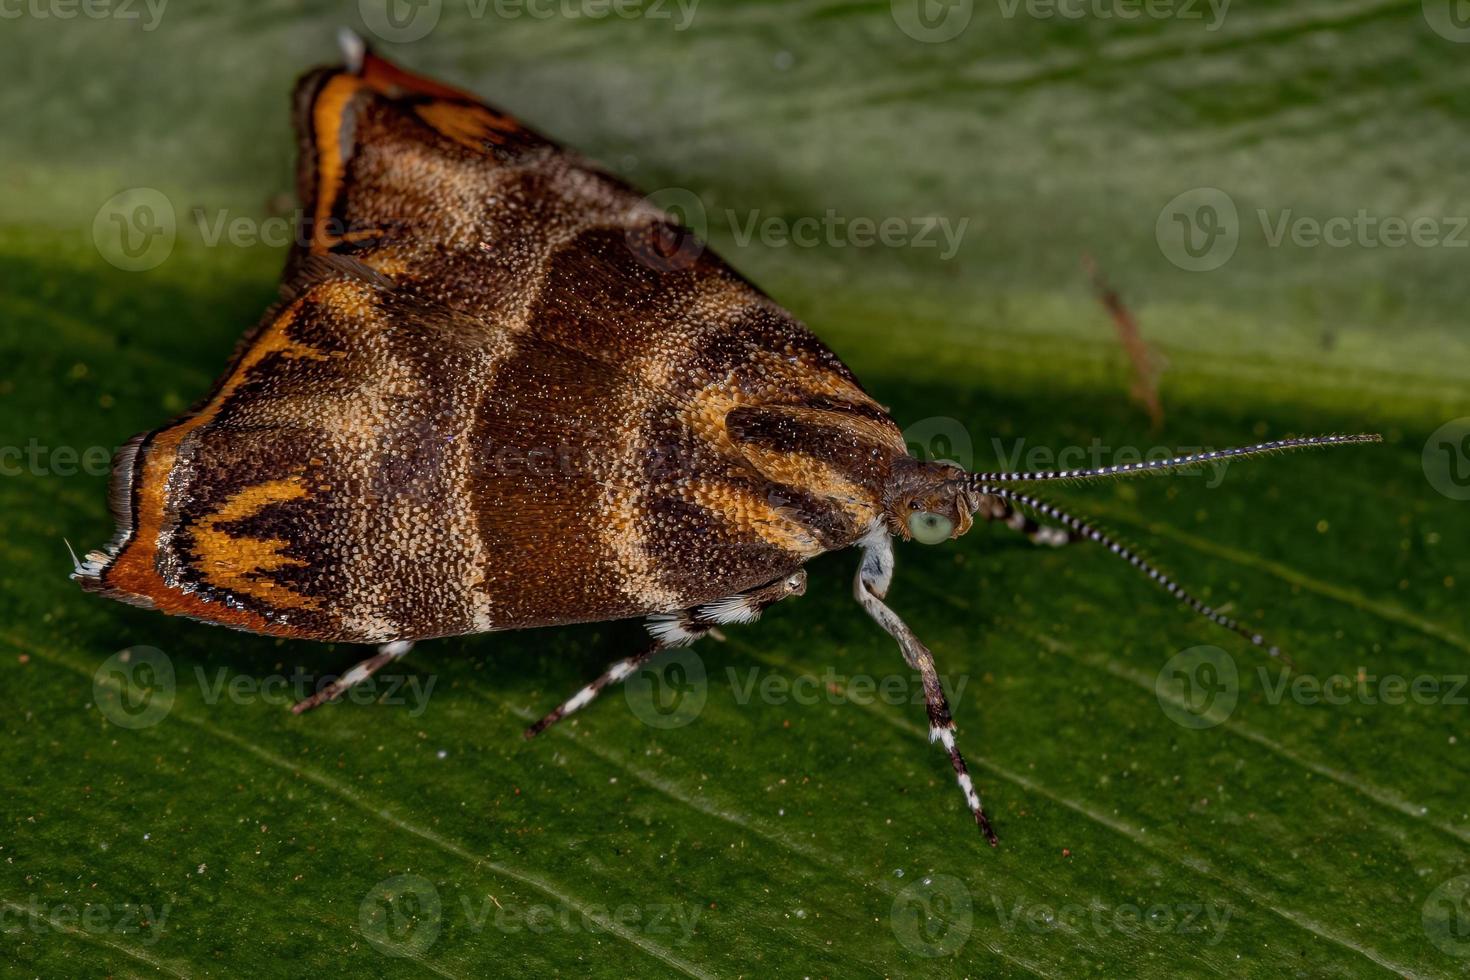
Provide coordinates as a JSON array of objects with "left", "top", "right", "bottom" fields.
[{"left": 1084, "top": 254, "right": 1166, "bottom": 432}]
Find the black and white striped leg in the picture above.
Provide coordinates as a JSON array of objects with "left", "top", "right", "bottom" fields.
[
  {"left": 523, "top": 636, "right": 673, "bottom": 738},
  {"left": 978, "top": 494, "right": 1079, "bottom": 547},
  {"left": 524, "top": 570, "right": 808, "bottom": 739},
  {"left": 855, "top": 531, "right": 998, "bottom": 845},
  {"left": 292, "top": 640, "right": 414, "bottom": 715}
]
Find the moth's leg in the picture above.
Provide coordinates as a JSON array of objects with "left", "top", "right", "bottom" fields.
[
  {"left": 524, "top": 570, "right": 808, "bottom": 739},
  {"left": 979, "top": 493, "right": 1077, "bottom": 548},
  {"left": 291, "top": 640, "right": 414, "bottom": 715},
  {"left": 854, "top": 533, "right": 999, "bottom": 845},
  {"left": 522, "top": 636, "right": 674, "bottom": 739}
]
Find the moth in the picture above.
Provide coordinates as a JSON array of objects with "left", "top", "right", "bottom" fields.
[{"left": 73, "top": 34, "right": 1379, "bottom": 843}]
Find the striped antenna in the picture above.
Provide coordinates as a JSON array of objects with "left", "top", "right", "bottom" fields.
[
  {"left": 967, "top": 433, "right": 1380, "bottom": 486},
  {"left": 976, "top": 484, "right": 1292, "bottom": 665}
]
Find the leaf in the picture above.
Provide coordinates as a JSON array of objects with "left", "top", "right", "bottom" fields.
[{"left": 3, "top": 3, "right": 1468, "bottom": 976}]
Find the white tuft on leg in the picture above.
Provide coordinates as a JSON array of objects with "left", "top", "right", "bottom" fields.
[
  {"left": 696, "top": 594, "right": 762, "bottom": 625},
  {"left": 645, "top": 615, "right": 701, "bottom": 647},
  {"left": 563, "top": 684, "right": 598, "bottom": 713},
  {"left": 339, "top": 662, "right": 373, "bottom": 687},
  {"left": 957, "top": 772, "right": 982, "bottom": 812},
  {"left": 381, "top": 639, "right": 414, "bottom": 658}
]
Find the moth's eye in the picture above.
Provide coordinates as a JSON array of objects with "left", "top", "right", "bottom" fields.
[{"left": 908, "top": 511, "right": 954, "bottom": 545}]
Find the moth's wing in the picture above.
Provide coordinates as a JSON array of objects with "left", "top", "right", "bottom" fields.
[
  {"left": 76, "top": 260, "right": 903, "bottom": 643},
  {"left": 78, "top": 50, "right": 912, "bottom": 642}
]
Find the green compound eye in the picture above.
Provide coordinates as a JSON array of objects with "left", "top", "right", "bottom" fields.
[{"left": 907, "top": 511, "right": 954, "bottom": 545}]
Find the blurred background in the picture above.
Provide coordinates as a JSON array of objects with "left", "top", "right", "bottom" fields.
[{"left": 2, "top": 0, "right": 1468, "bottom": 975}]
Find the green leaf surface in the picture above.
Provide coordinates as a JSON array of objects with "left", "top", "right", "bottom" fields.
[{"left": 3, "top": 1, "right": 1468, "bottom": 976}]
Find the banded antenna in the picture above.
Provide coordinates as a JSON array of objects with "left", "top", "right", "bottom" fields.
[
  {"left": 975, "top": 484, "right": 1290, "bottom": 663},
  {"left": 966, "top": 433, "right": 1381, "bottom": 486},
  {"left": 961, "top": 433, "right": 1382, "bottom": 662}
]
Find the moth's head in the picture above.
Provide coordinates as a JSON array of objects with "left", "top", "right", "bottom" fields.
[{"left": 882, "top": 456, "right": 977, "bottom": 545}]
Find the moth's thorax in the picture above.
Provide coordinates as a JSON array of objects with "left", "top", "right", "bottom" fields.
[{"left": 882, "top": 456, "right": 977, "bottom": 541}]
